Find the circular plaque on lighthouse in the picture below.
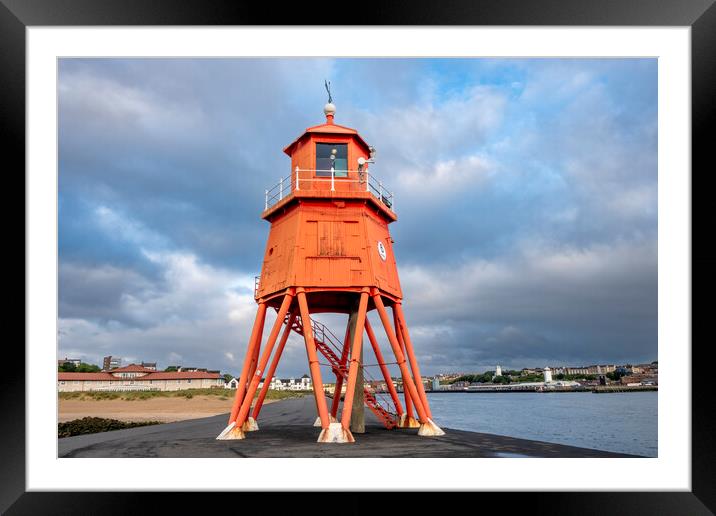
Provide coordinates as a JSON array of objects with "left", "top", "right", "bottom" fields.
[{"left": 377, "top": 241, "right": 387, "bottom": 261}]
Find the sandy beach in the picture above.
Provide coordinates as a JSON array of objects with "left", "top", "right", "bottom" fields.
[{"left": 58, "top": 395, "right": 277, "bottom": 423}]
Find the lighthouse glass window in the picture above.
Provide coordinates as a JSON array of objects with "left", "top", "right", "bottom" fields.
[{"left": 316, "top": 143, "right": 348, "bottom": 177}]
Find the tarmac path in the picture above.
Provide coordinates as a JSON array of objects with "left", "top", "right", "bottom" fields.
[{"left": 58, "top": 396, "right": 639, "bottom": 458}]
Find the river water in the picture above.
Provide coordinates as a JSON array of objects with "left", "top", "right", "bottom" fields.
[{"left": 425, "top": 391, "right": 657, "bottom": 457}]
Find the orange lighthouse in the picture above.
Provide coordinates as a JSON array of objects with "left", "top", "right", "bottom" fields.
[{"left": 218, "top": 93, "right": 444, "bottom": 443}]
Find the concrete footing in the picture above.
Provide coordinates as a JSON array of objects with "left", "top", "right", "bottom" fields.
[
  {"left": 243, "top": 417, "right": 259, "bottom": 432},
  {"left": 216, "top": 421, "right": 246, "bottom": 440},
  {"left": 398, "top": 414, "right": 421, "bottom": 428},
  {"left": 317, "top": 422, "right": 355, "bottom": 443},
  {"left": 418, "top": 418, "right": 445, "bottom": 437}
]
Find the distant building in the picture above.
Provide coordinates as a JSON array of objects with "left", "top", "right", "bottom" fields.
[
  {"left": 495, "top": 365, "right": 502, "bottom": 377},
  {"left": 58, "top": 364, "right": 223, "bottom": 392},
  {"left": 564, "top": 367, "right": 589, "bottom": 375},
  {"left": 559, "top": 365, "right": 616, "bottom": 376},
  {"left": 102, "top": 356, "right": 122, "bottom": 370},
  {"left": 585, "top": 364, "right": 616, "bottom": 375},
  {"left": 269, "top": 377, "right": 283, "bottom": 390},
  {"left": 432, "top": 377, "right": 440, "bottom": 391},
  {"left": 324, "top": 382, "right": 348, "bottom": 395},
  {"left": 224, "top": 377, "right": 239, "bottom": 389},
  {"left": 141, "top": 361, "right": 157, "bottom": 371},
  {"left": 543, "top": 367, "right": 553, "bottom": 383},
  {"left": 638, "top": 363, "right": 658, "bottom": 377},
  {"left": 269, "top": 374, "right": 312, "bottom": 391},
  {"left": 620, "top": 374, "right": 658, "bottom": 386},
  {"left": 58, "top": 357, "right": 81, "bottom": 368}
]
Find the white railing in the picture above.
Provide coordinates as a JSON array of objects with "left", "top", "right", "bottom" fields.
[
  {"left": 264, "top": 167, "right": 395, "bottom": 213},
  {"left": 264, "top": 174, "right": 292, "bottom": 211}
]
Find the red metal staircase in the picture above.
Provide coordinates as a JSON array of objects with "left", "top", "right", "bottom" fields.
[{"left": 286, "top": 312, "right": 398, "bottom": 430}]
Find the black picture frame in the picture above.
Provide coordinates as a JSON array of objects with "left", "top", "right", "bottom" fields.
[{"left": 4, "top": 0, "right": 713, "bottom": 513}]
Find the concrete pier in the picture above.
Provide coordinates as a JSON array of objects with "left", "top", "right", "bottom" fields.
[{"left": 59, "top": 396, "right": 639, "bottom": 458}]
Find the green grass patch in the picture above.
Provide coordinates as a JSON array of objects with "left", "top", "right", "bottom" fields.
[
  {"left": 58, "top": 417, "right": 161, "bottom": 438},
  {"left": 59, "top": 388, "right": 227, "bottom": 401},
  {"left": 260, "top": 389, "right": 310, "bottom": 401}
]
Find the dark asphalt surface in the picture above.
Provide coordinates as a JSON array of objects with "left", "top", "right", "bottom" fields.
[{"left": 58, "top": 396, "right": 639, "bottom": 458}]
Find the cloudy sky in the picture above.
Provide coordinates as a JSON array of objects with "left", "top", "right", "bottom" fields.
[{"left": 58, "top": 58, "right": 657, "bottom": 378}]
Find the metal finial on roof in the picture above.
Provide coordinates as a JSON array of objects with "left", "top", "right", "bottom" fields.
[
  {"left": 324, "top": 80, "right": 333, "bottom": 104},
  {"left": 323, "top": 80, "right": 336, "bottom": 121}
]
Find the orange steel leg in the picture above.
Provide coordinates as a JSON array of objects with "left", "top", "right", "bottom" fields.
[
  {"left": 372, "top": 292, "right": 427, "bottom": 422},
  {"left": 394, "top": 303, "right": 432, "bottom": 420},
  {"left": 364, "top": 318, "right": 404, "bottom": 418},
  {"left": 217, "top": 302, "right": 267, "bottom": 440},
  {"left": 337, "top": 290, "right": 369, "bottom": 443},
  {"left": 296, "top": 290, "right": 334, "bottom": 442},
  {"left": 301, "top": 306, "right": 323, "bottom": 427},
  {"left": 330, "top": 322, "right": 352, "bottom": 419},
  {"left": 247, "top": 309, "right": 266, "bottom": 382},
  {"left": 235, "top": 291, "right": 294, "bottom": 433},
  {"left": 229, "top": 302, "right": 267, "bottom": 420},
  {"left": 252, "top": 311, "right": 296, "bottom": 421},
  {"left": 394, "top": 311, "right": 417, "bottom": 427},
  {"left": 372, "top": 292, "right": 443, "bottom": 436}
]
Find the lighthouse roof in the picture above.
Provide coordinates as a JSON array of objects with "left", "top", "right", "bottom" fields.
[{"left": 283, "top": 120, "right": 371, "bottom": 156}]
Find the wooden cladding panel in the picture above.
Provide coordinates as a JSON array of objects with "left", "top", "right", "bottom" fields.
[{"left": 257, "top": 202, "right": 402, "bottom": 300}]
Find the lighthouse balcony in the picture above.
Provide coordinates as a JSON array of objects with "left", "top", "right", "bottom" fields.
[{"left": 263, "top": 168, "right": 395, "bottom": 215}]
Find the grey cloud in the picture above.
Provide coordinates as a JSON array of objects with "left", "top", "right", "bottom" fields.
[
  {"left": 387, "top": 239, "right": 657, "bottom": 373},
  {"left": 59, "top": 262, "right": 161, "bottom": 327}
]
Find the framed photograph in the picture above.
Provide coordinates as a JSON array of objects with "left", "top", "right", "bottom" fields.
[{"left": 7, "top": 0, "right": 713, "bottom": 512}]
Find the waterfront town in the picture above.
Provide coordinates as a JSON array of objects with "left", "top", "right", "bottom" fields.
[{"left": 58, "top": 355, "right": 658, "bottom": 394}]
